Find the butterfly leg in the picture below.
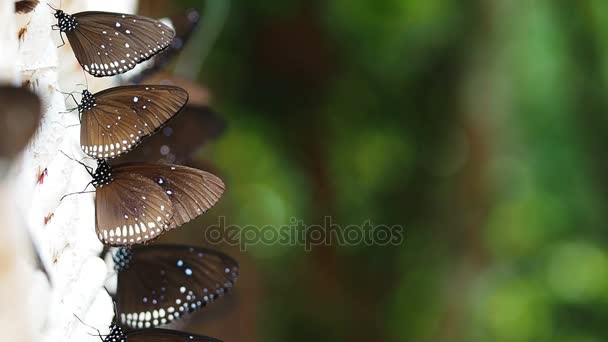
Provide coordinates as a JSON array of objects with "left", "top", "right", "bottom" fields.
[
  {"left": 56, "top": 33, "right": 65, "bottom": 48},
  {"left": 59, "top": 186, "right": 94, "bottom": 201},
  {"left": 67, "top": 93, "right": 78, "bottom": 106},
  {"left": 73, "top": 314, "right": 106, "bottom": 341},
  {"left": 59, "top": 107, "right": 77, "bottom": 114}
]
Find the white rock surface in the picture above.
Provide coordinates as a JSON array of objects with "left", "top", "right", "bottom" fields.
[{"left": 0, "top": 1, "right": 138, "bottom": 341}]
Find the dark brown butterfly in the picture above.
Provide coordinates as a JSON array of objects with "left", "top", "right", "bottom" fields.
[
  {"left": 102, "top": 322, "right": 221, "bottom": 341},
  {"left": 52, "top": 10, "right": 175, "bottom": 77},
  {"left": 75, "top": 85, "right": 188, "bottom": 159},
  {"left": 129, "top": 8, "right": 201, "bottom": 84},
  {"left": 84, "top": 160, "right": 224, "bottom": 246},
  {"left": 113, "top": 245, "right": 238, "bottom": 329},
  {"left": 120, "top": 105, "right": 226, "bottom": 165},
  {"left": 15, "top": 0, "right": 39, "bottom": 13},
  {"left": 0, "top": 85, "right": 41, "bottom": 158}
]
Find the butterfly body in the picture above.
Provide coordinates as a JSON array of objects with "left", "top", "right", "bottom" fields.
[
  {"left": 54, "top": 10, "right": 77, "bottom": 32},
  {"left": 113, "top": 246, "right": 133, "bottom": 272},
  {"left": 102, "top": 322, "right": 221, "bottom": 341},
  {"left": 92, "top": 159, "right": 113, "bottom": 187},
  {"left": 77, "top": 89, "right": 95, "bottom": 112},
  {"left": 105, "top": 323, "right": 127, "bottom": 342},
  {"left": 54, "top": 11, "right": 175, "bottom": 77}
]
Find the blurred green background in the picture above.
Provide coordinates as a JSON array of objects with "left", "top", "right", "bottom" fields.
[{"left": 145, "top": 0, "right": 608, "bottom": 341}]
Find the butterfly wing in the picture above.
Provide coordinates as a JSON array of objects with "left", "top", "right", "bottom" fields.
[
  {"left": 120, "top": 105, "right": 226, "bottom": 165},
  {"left": 80, "top": 85, "right": 188, "bottom": 159},
  {"left": 113, "top": 163, "right": 225, "bottom": 228},
  {"left": 67, "top": 11, "right": 174, "bottom": 77},
  {"left": 127, "top": 329, "right": 222, "bottom": 342},
  {"left": 129, "top": 8, "right": 201, "bottom": 84},
  {"left": 95, "top": 172, "right": 173, "bottom": 246},
  {"left": 0, "top": 86, "right": 41, "bottom": 158},
  {"left": 116, "top": 245, "right": 238, "bottom": 329},
  {"left": 15, "top": 0, "right": 39, "bottom": 13}
]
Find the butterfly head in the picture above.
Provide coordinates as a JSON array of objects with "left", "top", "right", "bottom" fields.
[
  {"left": 113, "top": 247, "right": 133, "bottom": 272},
  {"left": 103, "top": 322, "right": 126, "bottom": 342},
  {"left": 92, "top": 159, "right": 113, "bottom": 188},
  {"left": 55, "top": 10, "right": 77, "bottom": 32},
  {"left": 78, "top": 89, "right": 95, "bottom": 112}
]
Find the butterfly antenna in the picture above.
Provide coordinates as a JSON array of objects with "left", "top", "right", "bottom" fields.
[
  {"left": 53, "top": 87, "right": 77, "bottom": 95},
  {"left": 101, "top": 284, "right": 112, "bottom": 297},
  {"left": 81, "top": 70, "right": 89, "bottom": 89},
  {"left": 112, "top": 299, "right": 119, "bottom": 320},
  {"left": 100, "top": 244, "right": 111, "bottom": 258},
  {"left": 47, "top": 3, "right": 57, "bottom": 11},
  {"left": 54, "top": 87, "right": 79, "bottom": 105},
  {"left": 59, "top": 150, "right": 94, "bottom": 175},
  {"left": 62, "top": 123, "right": 80, "bottom": 129}
]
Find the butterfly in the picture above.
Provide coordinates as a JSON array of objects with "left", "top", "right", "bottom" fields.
[
  {"left": 129, "top": 8, "right": 201, "bottom": 84},
  {"left": 0, "top": 85, "right": 41, "bottom": 158},
  {"left": 119, "top": 105, "right": 226, "bottom": 165},
  {"left": 81, "top": 159, "right": 224, "bottom": 246},
  {"left": 101, "top": 322, "right": 221, "bottom": 341},
  {"left": 73, "top": 85, "right": 188, "bottom": 159},
  {"left": 113, "top": 245, "right": 238, "bottom": 329},
  {"left": 52, "top": 9, "right": 175, "bottom": 77}
]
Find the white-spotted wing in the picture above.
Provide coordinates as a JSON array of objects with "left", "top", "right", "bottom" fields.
[
  {"left": 120, "top": 105, "right": 226, "bottom": 165},
  {"left": 54, "top": 10, "right": 175, "bottom": 77},
  {"left": 113, "top": 245, "right": 238, "bottom": 329},
  {"left": 78, "top": 85, "right": 188, "bottom": 159},
  {"left": 92, "top": 160, "right": 224, "bottom": 247},
  {"left": 95, "top": 170, "right": 173, "bottom": 246},
  {"left": 112, "top": 163, "right": 225, "bottom": 228}
]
